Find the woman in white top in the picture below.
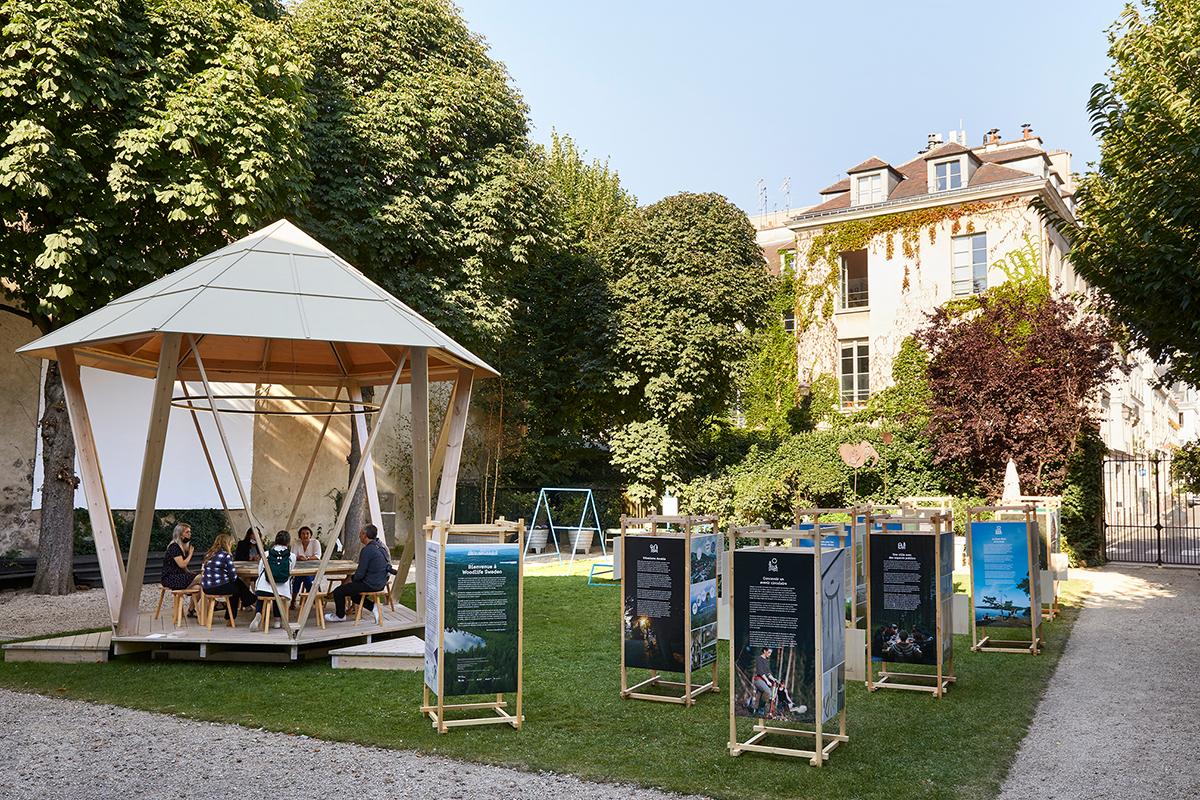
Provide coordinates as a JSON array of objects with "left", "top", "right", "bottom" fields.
[
  {"left": 250, "top": 530, "right": 297, "bottom": 631},
  {"left": 289, "top": 525, "right": 322, "bottom": 610}
]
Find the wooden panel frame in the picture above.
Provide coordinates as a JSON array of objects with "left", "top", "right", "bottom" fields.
[
  {"left": 864, "top": 512, "right": 956, "bottom": 697},
  {"left": 727, "top": 515, "right": 851, "bottom": 767},
  {"left": 421, "top": 517, "right": 525, "bottom": 734},
  {"left": 967, "top": 505, "right": 1044, "bottom": 655},
  {"left": 619, "top": 515, "right": 721, "bottom": 707}
]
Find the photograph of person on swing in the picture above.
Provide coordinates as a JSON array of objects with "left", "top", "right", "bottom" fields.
[{"left": 732, "top": 549, "right": 815, "bottom": 723}]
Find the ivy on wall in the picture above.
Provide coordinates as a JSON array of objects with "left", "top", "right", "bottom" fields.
[
  {"left": 793, "top": 198, "right": 1017, "bottom": 334},
  {"left": 738, "top": 273, "right": 800, "bottom": 434}
]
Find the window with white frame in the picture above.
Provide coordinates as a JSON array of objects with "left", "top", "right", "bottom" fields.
[
  {"left": 782, "top": 310, "right": 796, "bottom": 332},
  {"left": 839, "top": 339, "right": 869, "bottom": 407},
  {"left": 952, "top": 232, "right": 987, "bottom": 295},
  {"left": 934, "top": 159, "right": 962, "bottom": 191},
  {"left": 839, "top": 250, "right": 868, "bottom": 309},
  {"left": 855, "top": 173, "right": 884, "bottom": 205}
]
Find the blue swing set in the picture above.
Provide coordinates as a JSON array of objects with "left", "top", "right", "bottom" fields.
[{"left": 524, "top": 487, "right": 612, "bottom": 580}]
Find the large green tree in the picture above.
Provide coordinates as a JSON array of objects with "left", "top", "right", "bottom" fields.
[
  {"left": 289, "top": 0, "right": 556, "bottom": 350},
  {"left": 1068, "top": 0, "right": 1200, "bottom": 385},
  {"left": 0, "top": 0, "right": 308, "bottom": 592},
  {"left": 604, "top": 193, "right": 772, "bottom": 501},
  {"left": 495, "top": 133, "right": 635, "bottom": 485}
]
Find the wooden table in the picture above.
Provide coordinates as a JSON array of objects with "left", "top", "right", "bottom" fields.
[{"left": 233, "top": 559, "right": 359, "bottom": 580}]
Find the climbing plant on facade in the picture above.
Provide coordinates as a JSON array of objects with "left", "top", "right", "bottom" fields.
[{"left": 795, "top": 198, "right": 1017, "bottom": 333}]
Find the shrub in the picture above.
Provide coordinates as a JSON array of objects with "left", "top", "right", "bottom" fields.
[{"left": 74, "top": 509, "right": 229, "bottom": 555}]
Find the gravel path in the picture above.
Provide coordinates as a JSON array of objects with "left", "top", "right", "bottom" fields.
[
  {"left": 998, "top": 565, "right": 1200, "bottom": 800},
  {"left": 0, "top": 584, "right": 161, "bottom": 641},
  {"left": 0, "top": 688, "right": 705, "bottom": 800}
]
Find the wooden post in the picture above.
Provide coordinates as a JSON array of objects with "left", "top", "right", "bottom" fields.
[
  {"left": 293, "top": 351, "right": 408, "bottom": 639},
  {"left": 429, "top": 377, "right": 457, "bottom": 498},
  {"left": 683, "top": 518, "right": 693, "bottom": 706},
  {"left": 433, "top": 367, "right": 474, "bottom": 522},
  {"left": 349, "top": 381, "right": 385, "bottom": 543},
  {"left": 515, "top": 517, "right": 525, "bottom": 730},
  {"left": 410, "top": 347, "right": 434, "bottom": 618},
  {"left": 727, "top": 526, "right": 737, "bottom": 754},
  {"left": 117, "top": 333, "right": 182, "bottom": 635},
  {"left": 813, "top": 527, "right": 824, "bottom": 766},
  {"left": 58, "top": 348, "right": 124, "bottom": 626}
]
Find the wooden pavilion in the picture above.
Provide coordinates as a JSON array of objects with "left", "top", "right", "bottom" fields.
[{"left": 17, "top": 220, "right": 494, "bottom": 660}]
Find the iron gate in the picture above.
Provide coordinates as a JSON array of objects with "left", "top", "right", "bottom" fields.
[{"left": 1104, "top": 455, "right": 1200, "bottom": 565}]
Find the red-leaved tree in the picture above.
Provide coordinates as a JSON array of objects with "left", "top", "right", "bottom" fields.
[{"left": 915, "top": 284, "right": 1118, "bottom": 498}]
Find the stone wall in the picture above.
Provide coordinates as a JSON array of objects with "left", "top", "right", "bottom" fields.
[{"left": 0, "top": 313, "right": 43, "bottom": 554}]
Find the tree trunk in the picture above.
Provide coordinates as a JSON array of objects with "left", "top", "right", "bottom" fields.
[
  {"left": 32, "top": 360, "right": 77, "bottom": 595},
  {"left": 342, "top": 386, "right": 375, "bottom": 558}
]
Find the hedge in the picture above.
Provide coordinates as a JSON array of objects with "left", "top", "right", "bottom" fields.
[{"left": 74, "top": 509, "right": 229, "bottom": 555}]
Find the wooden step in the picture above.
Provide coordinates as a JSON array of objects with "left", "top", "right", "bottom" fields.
[
  {"left": 330, "top": 635, "right": 423, "bottom": 671},
  {"left": 3, "top": 631, "right": 111, "bottom": 663}
]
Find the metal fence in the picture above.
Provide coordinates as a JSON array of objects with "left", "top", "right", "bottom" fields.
[{"left": 1104, "top": 455, "right": 1200, "bottom": 566}]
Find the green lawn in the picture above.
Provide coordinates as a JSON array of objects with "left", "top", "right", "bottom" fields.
[{"left": 0, "top": 578, "right": 1085, "bottom": 800}]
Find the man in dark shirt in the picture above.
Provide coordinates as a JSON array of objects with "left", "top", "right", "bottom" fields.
[{"left": 325, "top": 524, "right": 392, "bottom": 623}]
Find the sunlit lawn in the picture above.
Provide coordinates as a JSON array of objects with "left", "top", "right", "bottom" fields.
[{"left": 0, "top": 577, "right": 1087, "bottom": 800}]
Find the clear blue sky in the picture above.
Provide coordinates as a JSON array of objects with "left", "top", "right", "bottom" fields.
[{"left": 457, "top": 1, "right": 1125, "bottom": 214}]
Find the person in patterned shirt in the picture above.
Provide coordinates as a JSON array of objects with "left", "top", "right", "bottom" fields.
[{"left": 201, "top": 533, "right": 255, "bottom": 617}]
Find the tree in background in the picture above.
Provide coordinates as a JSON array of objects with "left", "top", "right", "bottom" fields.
[
  {"left": 0, "top": 0, "right": 308, "bottom": 592},
  {"left": 915, "top": 274, "right": 1118, "bottom": 499},
  {"left": 605, "top": 193, "right": 772, "bottom": 502},
  {"left": 494, "top": 134, "right": 635, "bottom": 486},
  {"left": 289, "top": 0, "right": 556, "bottom": 350},
  {"left": 1066, "top": 0, "right": 1200, "bottom": 386}
]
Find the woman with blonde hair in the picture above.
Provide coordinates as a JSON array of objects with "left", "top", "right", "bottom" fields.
[{"left": 201, "top": 532, "right": 255, "bottom": 618}]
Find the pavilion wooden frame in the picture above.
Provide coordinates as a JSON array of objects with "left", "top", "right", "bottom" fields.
[
  {"left": 421, "top": 517, "right": 525, "bottom": 734},
  {"left": 967, "top": 505, "right": 1044, "bottom": 656},
  {"left": 51, "top": 336, "right": 481, "bottom": 644},
  {"left": 864, "top": 512, "right": 956, "bottom": 698},
  {"left": 619, "top": 514, "right": 721, "bottom": 707},
  {"left": 727, "top": 513, "right": 849, "bottom": 767},
  {"left": 19, "top": 221, "right": 499, "bottom": 653}
]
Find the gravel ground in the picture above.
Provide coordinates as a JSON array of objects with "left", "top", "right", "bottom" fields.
[
  {"left": 998, "top": 565, "right": 1200, "bottom": 800},
  {"left": 0, "top": 688, "right": 706, "bottom": 800},
  {"left": 0, "top": 584, "right": 161, "bottom": 641}
]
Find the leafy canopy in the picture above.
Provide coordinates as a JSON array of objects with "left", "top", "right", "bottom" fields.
[
  {"left": 915, "top": 271, "right": 1117, "bottom": 498},
  {"left": 494, "top": 134, "right": 635, "bottom": 484},
  {"left": 289, "top": 0, "right": 556, "bottom": 350},
  {"left": 1068, "top": 0, "right": 1200, "bottom": 385},
  {"left": 0, "top": 0, "right": 309, "bottom": 330},
  {"left": 604, "top": 192, "right": 772, "bottom": 496}
]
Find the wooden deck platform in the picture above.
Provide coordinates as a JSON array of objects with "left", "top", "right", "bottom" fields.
[
  {"left": 330, "top": 635, "right": 424, "bottom": 671},
  {"left": 109, "top": 604, "right": 421, "bottom": 662},
  {"left": 3, "top": 631, "right": 112, "bottom": 664}
]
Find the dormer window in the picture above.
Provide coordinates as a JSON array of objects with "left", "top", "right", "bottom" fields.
[
  {"left": 856, "top": 173, "right": 884, "bottom": 205},
  {"left": 934, "top": 159, "right": 962, "bottom": 191}
]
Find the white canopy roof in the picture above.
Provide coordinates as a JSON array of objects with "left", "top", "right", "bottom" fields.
[{"left": 18, "top": 219, "right": 497, "bottom": 385}]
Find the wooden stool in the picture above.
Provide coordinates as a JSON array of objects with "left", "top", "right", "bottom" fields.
[
  {"left": 354, "top": 589, "right": 390, "bottom": 625},
  {"left": 296, "top": 589, "right": 328, "bottom": 630},
  {"left": 260, "top": 596, "right": 289, "bottom": 633},
  {"left": 199, "top": 590, "right": 236, "bottom": 630},
  {"left": 155, "top": 587, "right": 199, "bottom": 628}
]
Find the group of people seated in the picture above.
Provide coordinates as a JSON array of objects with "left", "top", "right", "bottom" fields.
[{"left": 159, "top": 520, "right": 395, "bottom": 632}]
